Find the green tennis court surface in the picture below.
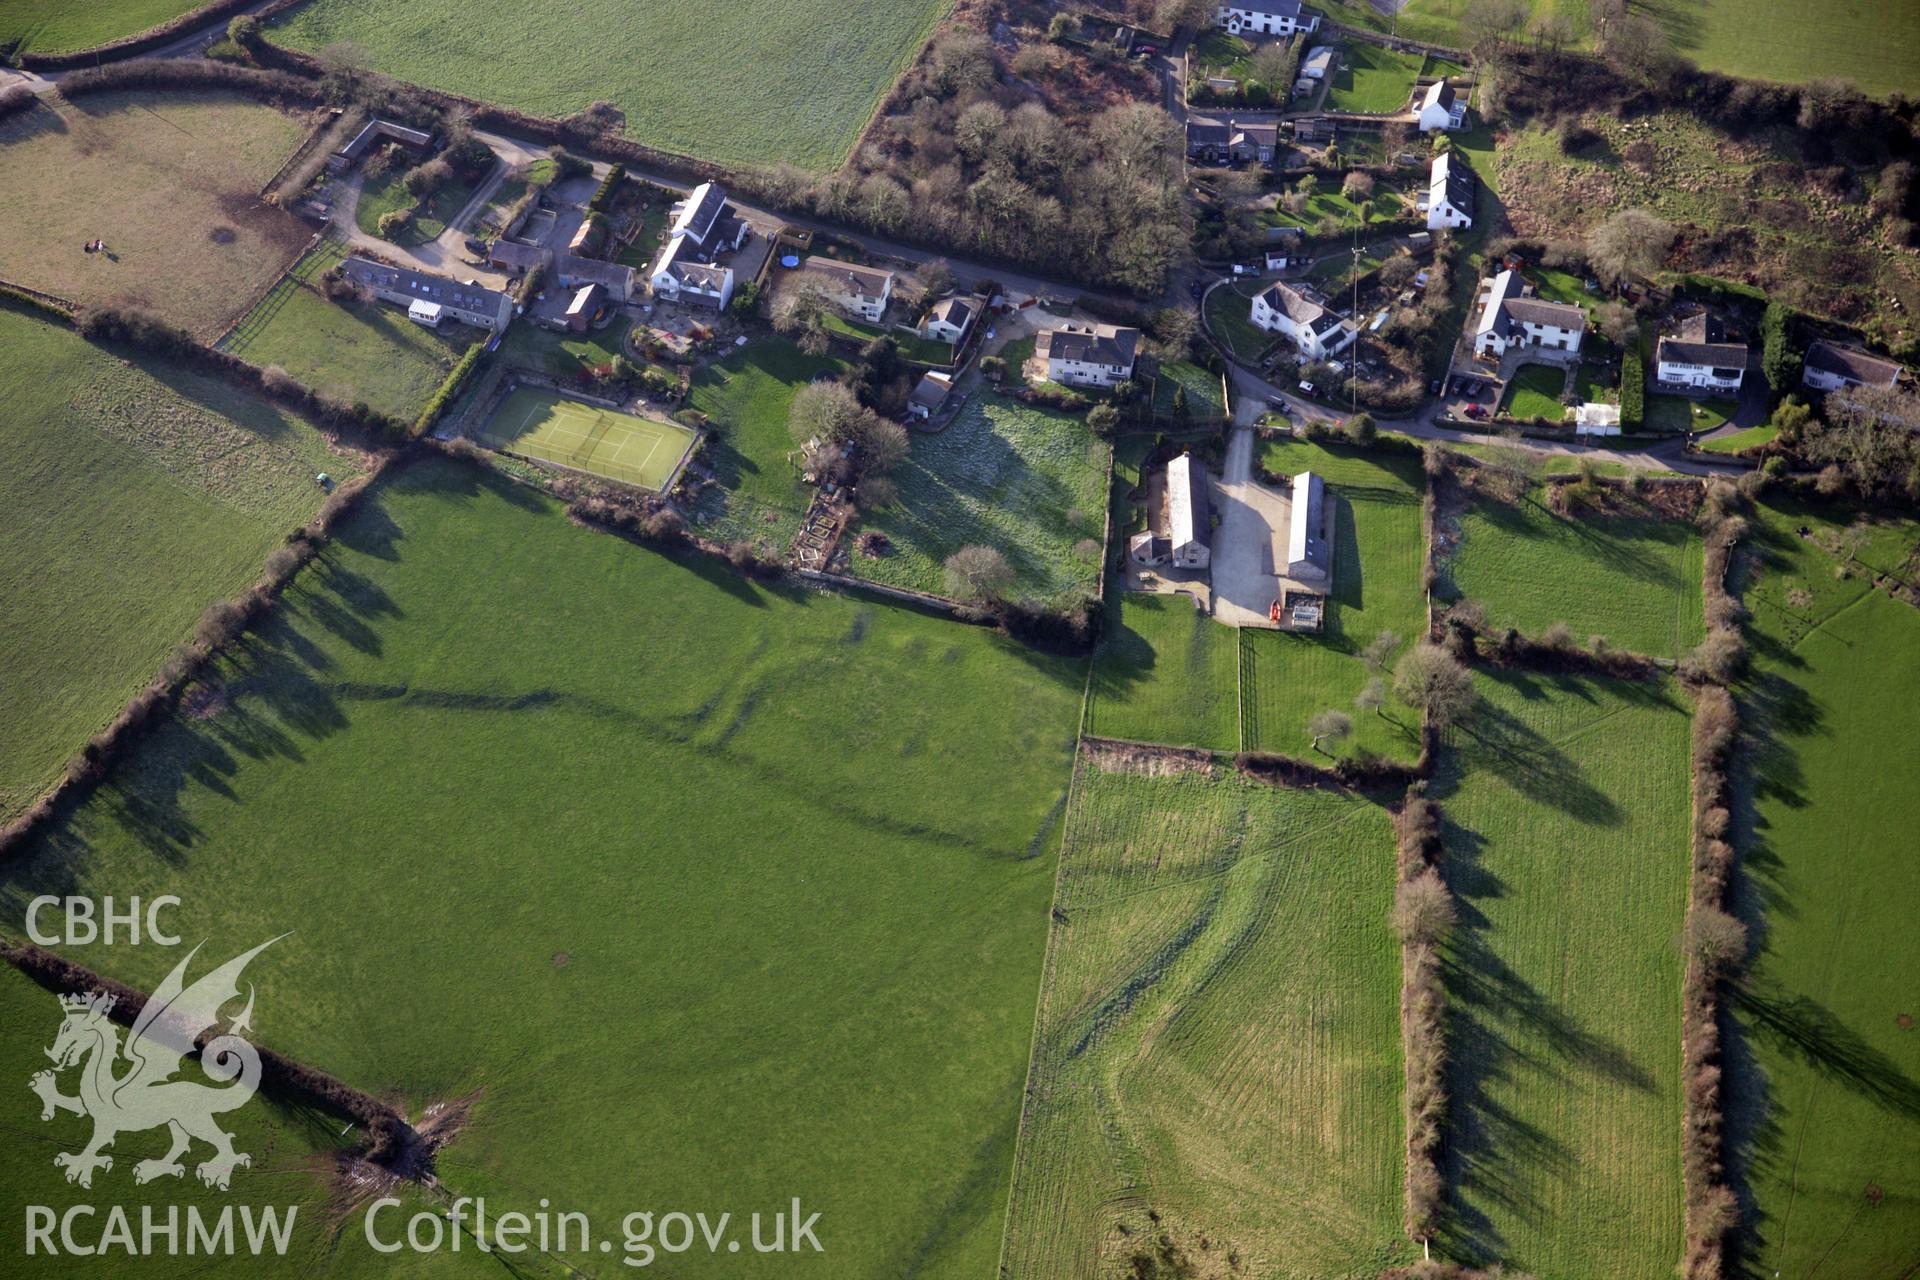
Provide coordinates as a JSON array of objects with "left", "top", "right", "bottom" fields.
[{"left": 476, "top": 387, "right": 697, "bottom": 490}]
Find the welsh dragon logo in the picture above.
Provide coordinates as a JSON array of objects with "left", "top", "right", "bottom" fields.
[{"left": 29, "top": 937, "right": 281, "bottom": 1191}]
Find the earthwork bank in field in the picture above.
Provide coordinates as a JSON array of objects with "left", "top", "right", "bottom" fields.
[
  {"left": 1, "top": 456, "right": 1085, "bottom": 1279},
  {"left": 0, "top": 304, "right": 364, "bottom": 823},
  {"left": 1727, "top": 499, "right": 1920, "bottom": 1279},
  {"left": 269, "top": 0, "right": 949, "bottom": 170},
  {"left": 0, "top": 92, "right": 312, "bottom": 337},
  {"left": 1003, "top": 763, "right": 1409, "bottom": 1279}
]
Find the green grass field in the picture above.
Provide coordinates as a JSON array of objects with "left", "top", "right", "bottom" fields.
[
  {"left": 1500, "top": 363, "right": 1567, "bottom": 422},
  {"left": 1650, "top": 0, "right": 1920, "bottom": 98},
  {"left": 1241, "top": 441, "right": 1429, "bottom": 762},
  {"left": 850, "top": 395, "right": 1109, "bottom": 608},
  {"left": 0, "top": 968, "right": 478, "bottom": 1280},
  {"left": 0, "top": 304, "right": 362, "bottom": 822},
  {"left": 269, "top": 0, "right": 949, "bottom": 170},
  {"left": 219, "top": 241, "right": 473, "bottom": 419},
  {"left": 684, "top": 338, "right": 844, "bottom": 548},
  {"left": 476, "top": 386, "right": 697, "bottom": 490},
  {"left": 0, "top": 0, "right": 203, "bottom": 54},
  {"left": 0, "top": 91, "right": 310, "bottom": 337},
  {"left": 1726, "top": 499, "right": 1920, "bottom": 1278},
  {"left": 1002, "top": 765, "right": 1410, "bottom": 1279},
  {"left": 1325, "top": 41, "right": 1424, "bottom": 114},
  {"left": 1436, "top": 670, "right": 1691, "bottom": 1278},
  {"left": 0, "top": 454, "right": 1086, "bottom": 1279},
  {"left": 1441, "top": 485, "right": 1705, "bottom": 658},
  {"left": 1087, "top": 593, "right": 1240, "bottom": 750}
]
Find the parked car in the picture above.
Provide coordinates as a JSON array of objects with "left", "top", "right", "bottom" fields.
[
  {"left": 1298, "top": 380, "right": 1316, "bottom": 396},
  {"left": 1429, "top": 379, "right": 1444, "bottom": 395},
  {"left": 1133, "top": 44, "right": 1157, "bottom": 57},
  {"left": 464, "top": 236, "right": 489, "bottom": 256},
  {"left": 1463, "top": 404, "right": 1488, "bottom": 420}
]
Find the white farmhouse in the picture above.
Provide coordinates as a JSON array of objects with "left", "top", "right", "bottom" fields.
[
  {"left": 1472, "top": 269, "right": 1585, "bottom": 359},
  {"left": 649, "top": 236, "right": 735, "bottom": 310},
  {"left": 1036, "top": 323, "right": 1140, "bottom": 388},
  {"left": 1655, "top": 313, "right": 1747, "bottom": 393},
  {"left": 1215, "top": 0, "right": 1320, "bottom": 36},
  {"left": 799, "top": 257, "right": 895, "bottom": 323},
  {"left": 1415, "top": 78, "right": 1467, "bottom": 132},
  {"left": 1166, "top": 453, "right": 1212, "bottom": 569},
  {"left": 1250, "top": 281, "right": 1357, "bottom": 361},
  {"left": 1423, "top": 150, "right": 1475, "bottom": 230}
]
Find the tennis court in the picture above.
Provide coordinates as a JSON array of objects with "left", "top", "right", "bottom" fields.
[{"left": 476, "top": 387, "right": 698, "bottom": 491}]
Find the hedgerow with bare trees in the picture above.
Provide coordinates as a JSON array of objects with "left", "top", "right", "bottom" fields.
[{"left": 1393, "top": 785, "right": 1454, "bottom": 1249}]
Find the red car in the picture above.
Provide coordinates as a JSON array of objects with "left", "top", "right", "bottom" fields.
[{"left": 1463, "top": 404, "right": 1489, "bottom": 420}]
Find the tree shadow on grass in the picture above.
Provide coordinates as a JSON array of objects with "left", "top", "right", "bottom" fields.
[{"left": 1450, "top": 689, "right": 1622, "bottom": 828}]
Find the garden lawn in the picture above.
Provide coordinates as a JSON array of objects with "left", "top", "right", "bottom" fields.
[
  {"left": 851, "top": 395, "right": 1110, "bottom": 608},
  {"left": 684, "top": 337, "right": 843, "bottom": 549},
  {"left": 1266, "top": 184, "right": 1409, "bottom": 232},
  {"left": 270, "top": 0, "right": 949, "bottom": 170},
  {"left": 1324, "top": 42, "right": 1423, "bottom": 114},
  {"left": 1699, "top": 423, "right": 1776, "bottom": 454},
  {"left": 0, "top": 454, "right": 1087, "bottom": 1280},
  {"left": 1436, "top": 669, "right": 1691, "bottom": 1278},
  {"left": 219, "top": 241, "right": 474, "bottom": 419},
  {"left": 1240, "top": 440, "right": 1428, "bottom": 763},
  {"left": 0, "top": 304, "right": 364, "bottom": 821},
  {"left": 0, "top": 0, "right": 204, "bottom": 54},
  {"left": 1647, "top": 393, "right": 1735, "bottom": 434},
  {"left": 1500, "top": 363, "right": 1568, "bottom": 422},
  {"left": 354, "top": 168, "right": 478, "bottom": 246},
  {"left": 0, "top": 91, "right": 310, "bottom": 337},
  {"left": 1003, "top": 766, "right": 1410, "bottom": 1279},
  {"left": 1206, "top": 279, "right": 1278, "bottom": 364},
  {"left": 1726, "top": 498, "right": 1920, "bottom": 1280},
  {"left": 1153, "top": 360, "right": 1227, "bottom": 423},
  {"left": 1442, "top": 486, "right": 1705, "bottom": 658}
]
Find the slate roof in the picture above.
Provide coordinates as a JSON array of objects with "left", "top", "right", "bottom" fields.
[
  {"left": 670, "top": 182, "right": 728, "bottom": 244},
  {"left": 1288, "top": 471, "right": 1330, "bottom": 581},
  {"left": 1187, "top": 119, "right": 1232, "bottom": 150},
  {"left": 1475, "top": 269, "right": 1585, "bottom": 338},
  {"left": 1167, "top": 453, "right": 1211, "bottom": 551},
  {"left": 1657, "top": 313, "right": 1747, "bottom": 369},
  {"left": 1258, "top": 281, "right": 1347, "bottom": 338},
  {"left": 1421, "top": 78, "right": 1455, "bottom": 112},
  {"left": 928, "top": 294, "right": 978, "bottom": 332},
  {"left": 652, "top": 236, "right": 728, "bottom": 292},
  {"left": 1038, "top": 323, "right": 1140, "bottom": 369},
  {"left": 487, "top": 239, "right": 550, "bottom": 270},
  {"left": 1803, "top": 339, "right": 1904, "bottom": 388},
  {"left": 341, "top": 257, "right": 507, "bottom": 314},
  {"left": 1430, "top": 149, "right": 1475, "bottom": 213},
  {"left": 801, "top": 256, "right": 894, "bottom": 300},
  {"left": 909, "top": 370, "right": 953, "bottom": 410},
  {"left": 1228, "top": 0, "right": 1306, "bottom": 16}
]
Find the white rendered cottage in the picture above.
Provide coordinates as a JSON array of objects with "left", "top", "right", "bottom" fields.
[
  {"left": 1472, "top": 270, "right": 1584, "bottom": 359},
  {"left": 1036, "top": 323, "right": 1140, "bottom": 388},
  {"left": 1216, "top": 0, "right": 1321, "bottom": 36},
  {"left": 1424, "top": 150, "right": 1475, "bottom": 230},
  {"left": 1416, "top": 79, "right": 1467, "bottom": 132},
  {"left": 1250, "top": 281, "right": 1357, "bottom": 361},
  {"left": 1655, "top": 314, "right": 1747, "bottom": 393}
]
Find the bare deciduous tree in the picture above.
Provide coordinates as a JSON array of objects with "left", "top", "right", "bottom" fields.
[
  {"left": 1307, "top": 709, "right": 1353, "bottom": 755},
  {"left": 1587, "top": 208, "right": 1677, "bottom": 289},
  {"left": 1394, "top": 869, "right": 1457, "bottom": 945},
  {"left": 1393, "top": 644, "right": 1476, "bottom": 729},
  {"left": 944, "top": 545, "right": 1015, "bottom": 602}
]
